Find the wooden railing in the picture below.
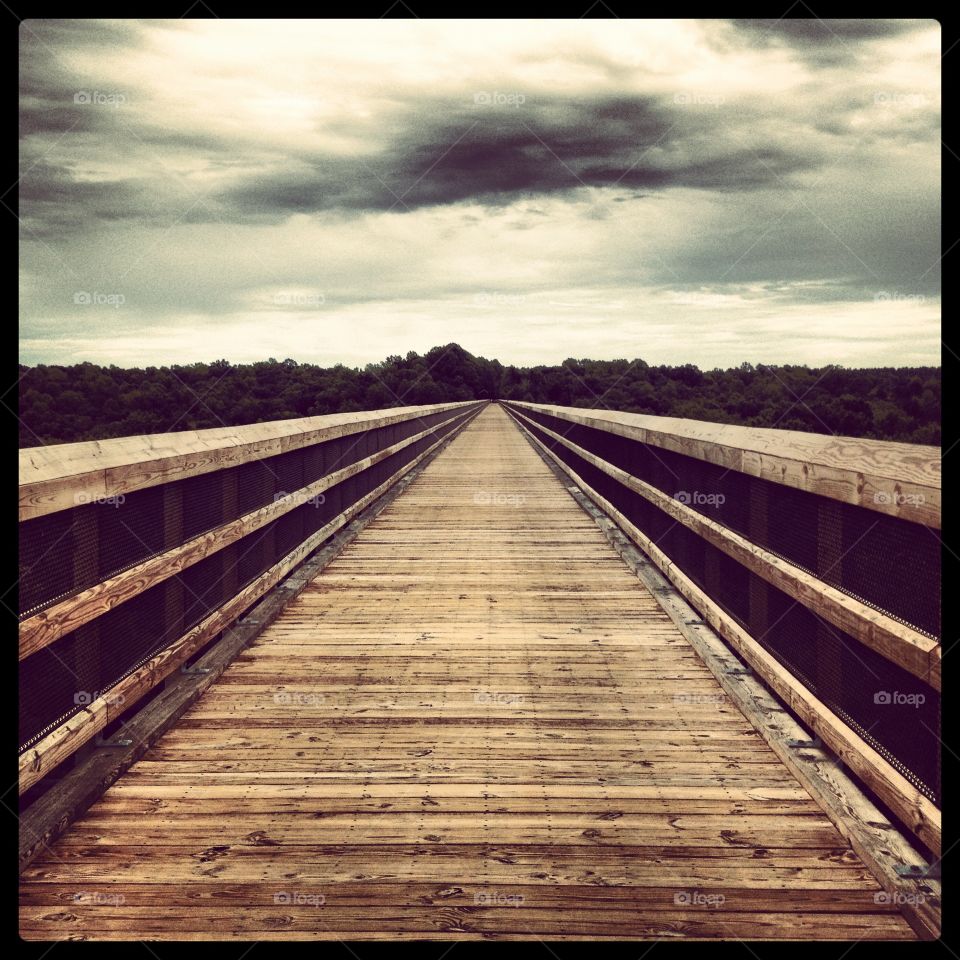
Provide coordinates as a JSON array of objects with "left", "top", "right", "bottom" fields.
[
  {"left": 18, "top": 401, "right": 485, "bottom": 794},
  {"left": 504, "top": 400, "right": 941, "bottom": 856}
]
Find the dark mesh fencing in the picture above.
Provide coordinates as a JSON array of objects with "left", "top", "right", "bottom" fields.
[
  {"left": 19, "top": 405, "right": 479, "bottom": 753},
  {"left": 508, "top": 405, "right": 941, "bottom": 805}
]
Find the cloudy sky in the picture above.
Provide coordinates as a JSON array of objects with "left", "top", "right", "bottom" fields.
[{"left": 19, "top": 18, "right": 940, "bottom": 369}]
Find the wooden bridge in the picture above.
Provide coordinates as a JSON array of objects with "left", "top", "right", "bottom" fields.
[{"left": 18, "top": 402, "right": 941, "bottom": 940}]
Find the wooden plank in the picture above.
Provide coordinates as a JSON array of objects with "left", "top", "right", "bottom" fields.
[
  {"left": 19, "top": 401, "right": 480, "bottom": 521},
  {"left": 18, "top": 406, "right": 484, "bottom": 794},
  {"left": 18, "top": 412, "right": 469, "bottom": 871},
  {"left": 507, "top": 401, "right": 940, "bottom": 528},
  {"left": 522, "top": 434, "right": 939, "bottom": 938}
]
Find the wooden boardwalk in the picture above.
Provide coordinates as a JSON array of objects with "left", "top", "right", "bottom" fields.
[{"left": 19, "top": 405, "right": 915, "bottom": 940}]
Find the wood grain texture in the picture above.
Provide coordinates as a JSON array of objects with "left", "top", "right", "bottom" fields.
[
  {"left": 19, "top": 411, "right": 481, "bottom": 794},
  {"left": 19, "top": 418, "right": 471, "bottom": 873},
  {"left": 508, "top": 401, "right": 940, "bottom": 528},
  {"left": 19, "top": 406, "right": 916, "bottom": 941},
  {"left": 531, "top": 453, "right": 939, "bottom": 938},
  {"left": 19, "top": 401, "right": 477, "bottom": 521}
]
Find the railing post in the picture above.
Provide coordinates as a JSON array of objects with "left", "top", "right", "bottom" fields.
[{"left": 221, "top": 470, "right": 239, "bottom": 600}]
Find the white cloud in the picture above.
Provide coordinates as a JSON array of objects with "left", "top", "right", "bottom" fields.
[{"left": 20, "top": 18, "right": 941, "bottom": 368}]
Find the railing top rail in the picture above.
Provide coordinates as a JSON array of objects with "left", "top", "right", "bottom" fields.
[
  {"left": 19, "top": 401, "right": 479, "bottom": 521},
  {"left": 507, "top": 401, "right": 940, "bottom": 527}
]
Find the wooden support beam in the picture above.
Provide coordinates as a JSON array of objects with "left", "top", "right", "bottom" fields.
[
  {"left": 18, "top": 411, "right": 468, "bottom": 871},
  {"left": 18, "top": 404, "right": 485, "bottom": 794},
  {"left": 522, "top": 436, "right": 942, "bottom": 940},
  {"left": 19, "top": 401, "right": 479, "bottom": 521}
]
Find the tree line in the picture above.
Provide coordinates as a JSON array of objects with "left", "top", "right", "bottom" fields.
[{"left": 18, "top": 343, "right": 940, "bottom": 446}]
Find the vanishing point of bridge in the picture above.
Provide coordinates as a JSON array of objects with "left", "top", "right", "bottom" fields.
[{"left": 18, "top": 402, "right": 941, "bottom": 940}]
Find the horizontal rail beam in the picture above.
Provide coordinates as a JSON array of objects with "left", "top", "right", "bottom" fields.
[
  {"left": 19, "top": 405, "right": 484, "bottom": 794},
  {"left": 19, "top": 412, "right": 474, "bottom": 659},
  {"left": 19, "top": 401, "right": 477, "bottom": 521},
  {"left": 18, "top": 411, "right": 466, "bottom": 872},
  {"left": 508, "top": 401, "right": 940, "bottom": 528},
  {"left": 520, "top": 423, "right": 940, "bottom": 939}
]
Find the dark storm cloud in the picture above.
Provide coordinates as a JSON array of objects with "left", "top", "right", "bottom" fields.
[
  {"left": 21, "top": 18, "right": 148, "bottom": 48},
  {"left": 17, "top": 19, "right": 940, "bottom": 368},
  {"left": 731, "top": 19, "right": 924, "bottom": 44},
  {"left": 20, "top": 90, "right": 821, "bottom": 232},
  {"left": 18, "top": 160, "right": 164, "bottom": 239},
  {"left": 214, "top": 97, "right": 816, "bottom": 220},
  {"left": 727, "top": 18, "right": 932, "bottom": 65}
]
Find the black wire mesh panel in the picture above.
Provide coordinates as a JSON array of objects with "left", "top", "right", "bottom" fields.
[
  {"left": 514, "top": 411, "right": 941, "bottom": 806},
  {"left": 516, "top": 407, "right": 940, "bottom": 638},
  {"left": 19, "top": 404, "right": 479, "bottom": 753},
  {"left": 18, "top": 507, "right": 75, "bottom": 618}
]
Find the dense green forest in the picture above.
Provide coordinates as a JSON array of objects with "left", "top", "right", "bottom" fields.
[{"left": 18, "top": 344, "right": 940, "bottom": 446}]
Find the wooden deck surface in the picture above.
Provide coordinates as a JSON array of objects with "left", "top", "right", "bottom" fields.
[{"left": 19, "top": 404, "right": 915, "bottom": 940}]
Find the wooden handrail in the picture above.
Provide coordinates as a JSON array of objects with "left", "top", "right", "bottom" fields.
[
  {"left": 19, "top": 402, "right": 485, "bottom": 794},
  {"left": 18, "top": 414, "right": 471, "bottom": 659},
  {"left": 19, "top": 401, "right": 477, "bottom": 521},
  {"left": 508, "top": 401, "right": 940, "bottom": 529}
]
